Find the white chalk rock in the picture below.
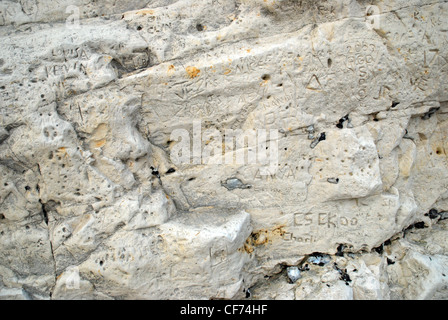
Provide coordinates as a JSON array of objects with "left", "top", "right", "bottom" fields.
[{"left": 1, "top": 0, "right": 448, "bottom": 300}]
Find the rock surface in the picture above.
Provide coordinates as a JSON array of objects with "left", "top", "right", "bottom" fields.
[{"left": 0, "top": 0, "right": 447, "bottom": 300}]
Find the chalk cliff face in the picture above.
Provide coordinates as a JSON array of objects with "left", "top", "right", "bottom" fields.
[{"left": 0, "top": 0, "right": 447, "bottom": 300}]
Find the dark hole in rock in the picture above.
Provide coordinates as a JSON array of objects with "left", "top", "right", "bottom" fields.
[
  {"left": 387, "top": 258, "right": 395, "bottom": 265},
  {"left": 374, "top": 244, "right": 384, "bottom": 254},
  {"left": 310, "top": 132, "right": 326, "bottom": 149},
  {"left": 150, "top": 166, "right": 160, "bottom": 178},
  {"left": 301, "top": 264, "right": 310, "bottom": 271},
  {"left": 39, "top": 199, "right": 49, "bottom": 225},
  {"left": 426, "top": 208, "right": 439, "bottom": 219},
  {"left": 261, "top": 74, "right": 270, "bottom": 81},
  {"left": 336, "top": 244, "right": 344, "bottom": 257},
  {"left": 336, "top": 114, "right": 349, "bottom": 129},
  {"left": 391, "top": 102, "right": 400, "bottom": 108},
  {"left": 166, "top": 168, "right": 176, "bottom": 174},
  {"left": 413, "top": 222, "right": 426, "bottom": 229},
  {"left": 422, "top": 107, "right": 440, "bottom": 120},
  {"left": 404, "top": 221, "right": 426, "bottom": 237},
  {"left": 334, "top": 263, "right": 352, "bottom": 284},
  {"left": 319, "top": 132, "right": 326, "bottom": 141},
  {"left": 196, "top": 24, "right": 204, "bottom": 31}
]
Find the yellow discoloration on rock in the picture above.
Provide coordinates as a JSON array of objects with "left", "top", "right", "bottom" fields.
[
  {"left": 241, "top": 226, "right": 286, "bottom": 254},
  {"left": 56, "top": 147, "right": 69, "bottom": 159},
  {"left": 136, "top": 9, "right": 155, "bottom": 15},
  {"left": 94, "top": 139, "right": 106, "bottom": 148},
  {"left": 186, "top": 66, "right": 200, "bottom": 78}
]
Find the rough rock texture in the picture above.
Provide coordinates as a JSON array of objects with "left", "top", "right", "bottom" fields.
[
  {"left": 251, "top": 219, "right": 448, "bottom": 300},
  {"left": 0, "top": 0, "right": 447, "bottom": 300}
]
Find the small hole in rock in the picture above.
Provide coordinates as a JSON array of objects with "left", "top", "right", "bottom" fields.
[
  {"left": 196, "top": 24, "right": 204, "bottom": 31},
  {"left": 166, "top": 168, "right": 176, "bottom": 174},
  {"left": 261, "top": 74, "right": 270, "bottom": 81},
  {"left": 137, "top": 26, "right": 143, "bottom": 31}
]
